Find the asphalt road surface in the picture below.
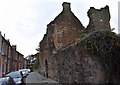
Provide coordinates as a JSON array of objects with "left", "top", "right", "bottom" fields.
[{"left": 25, "top": 72, "right": 58, "bottom": 84}]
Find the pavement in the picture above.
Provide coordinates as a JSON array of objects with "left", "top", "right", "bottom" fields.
[{"left": 25, "top": 72, "right": 58, "bottom": 84}]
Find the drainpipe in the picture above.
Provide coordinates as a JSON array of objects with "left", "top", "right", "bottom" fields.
[
  {"left": 6, "top": 42, "right": 9, "bottom": 73},
  {"left": 0, "top": 32, "right": 2, "bottom": 77}
]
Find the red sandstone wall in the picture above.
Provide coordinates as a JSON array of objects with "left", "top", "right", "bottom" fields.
[{"left": 39, "top": 2, "right": 115, "bottom": 83}]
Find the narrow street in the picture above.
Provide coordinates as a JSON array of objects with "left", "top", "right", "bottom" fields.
[{"left": 26, "top": 72, "right": 58, "bottom": 84}]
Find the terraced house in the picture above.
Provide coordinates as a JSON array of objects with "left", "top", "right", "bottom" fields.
[{"left": 0, "top": 32, "right": 24, "bottom": 77}]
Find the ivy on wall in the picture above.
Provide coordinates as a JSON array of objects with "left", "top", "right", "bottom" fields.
[{"left": 74, "top": 29, "right": 120, "bottom": 82}]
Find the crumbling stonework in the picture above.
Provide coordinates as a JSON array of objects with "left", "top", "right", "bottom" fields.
[
  {"left": 53, "top": 2, "right": 85, "bottom": 50},
  {"left": 39, "top": 2, "right": 85, "bottom": 78},
  {"left": 53, "top": 30, "right": 120, "bottom": 83},
  {"left": 54, "top": 44, "right": 106, "bottom": 83},
  {"left": 86, "top": 5, "right": 111, "bottom": 33},
  {"left": 39, "top": 2, "right": 120, "bottom": 84}
]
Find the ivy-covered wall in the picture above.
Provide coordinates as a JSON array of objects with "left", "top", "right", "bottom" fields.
[
  {"left": 39, "top": 2, "right": 120, "bottom": 84},
  {"left": 53, "top": 30, "right": 120, "bottom": 83}
]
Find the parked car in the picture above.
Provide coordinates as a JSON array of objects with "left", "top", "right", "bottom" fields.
[
  {"left": 0, "top": 76, "right": 16, "bottom": 85},
  {"left": 5, "top": 71, "right": 25, "bottom": 85},
  {"left": 19, "top": 69, "right": 29, "bottom": 77},
  {"left": 26, "top": 69, "right": 31, "bottom": 73}
]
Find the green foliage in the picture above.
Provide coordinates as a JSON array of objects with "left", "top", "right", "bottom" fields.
[
  {"left": 76, "top": 29, "right": 120, "bottom": 78},
  {"left": 77, "top": 29, "right": 120, "bottom": 56},
  {"left": 33, "top": 53, "right": 40, "bottom": 69},
  {"left": 26, "top": 52, "right": 40, "bottom": 70},
  {"left": 74, "top": 34, "right": 90, "bottom": 47},
  {"left": 27, "top": 65, "right": 33, "bottom": 69}
]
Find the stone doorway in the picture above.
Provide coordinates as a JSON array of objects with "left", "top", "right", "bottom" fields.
[{"left": 45, "top": 59, "right": 48, "bottom": 78}]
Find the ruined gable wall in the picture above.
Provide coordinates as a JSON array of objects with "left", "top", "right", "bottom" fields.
[
  {"left": 39, "top": 2, "right": 116, "bottom": 83},
  {"left": 39, "top": 21, "right": 59, "bottom": 80},
  {"left": 86, "top": 5, "right": 111, "bottom": 33},
  {"left": 39, "top": 2, "right": 85, "bottom": 80},
  {"left": 53, "top": 2, "right": 85, "bottom": 50}
]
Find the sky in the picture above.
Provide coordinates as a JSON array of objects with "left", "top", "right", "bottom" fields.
[
  {"left": 0, "top": 0, "right": 119, "bottom": 57},
  {"left": 119, "top": 1, "right": 120, "bottom": 33}
]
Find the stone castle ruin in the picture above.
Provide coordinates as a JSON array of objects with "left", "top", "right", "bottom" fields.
[{"left": 39, "top": 2, "right": 120, "bottom": 84}]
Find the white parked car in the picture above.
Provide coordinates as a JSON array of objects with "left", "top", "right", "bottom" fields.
[
  {"left": 19, "top": 69, "right": 29, "bottom": 77},
  {"left": 0, "top": 76, "right": 16, "bottom": 85},
  {"left": 26, "top": 69, "right": 31, "bottom": 73},
  {"left": 5, "top": 71, "right": 25, "bottom": 85}
]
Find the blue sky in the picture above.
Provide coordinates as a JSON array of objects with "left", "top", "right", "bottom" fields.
[{"left": 0, "top": 0, "right": 119, "bottom": 57}]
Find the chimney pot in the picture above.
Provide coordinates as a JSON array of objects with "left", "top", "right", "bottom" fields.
[
  {"left": 62, "top": 2, "right": 71, "bottom": 11},
  {"left": 4, "top": 34, "right": 5, "bottom": 38},
  {"left": 12, "top": 45, "right": 16, "bottom": 50}
]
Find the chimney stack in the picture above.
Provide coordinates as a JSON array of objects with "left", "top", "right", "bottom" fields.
[
  {"left": 4, "top": 34, "right": 5, "bottom": 38},
  {"left": 12, "top": 45, "right": 16, "bottom": 51},
  {"left": 62, "top": 2, "right": 71, "bottom": 11}
]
